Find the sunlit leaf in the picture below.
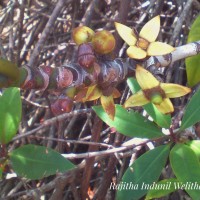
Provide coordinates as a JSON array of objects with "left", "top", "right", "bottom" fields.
[
  {"left": 139, "top": 16, "right": 160, "bottom": 43},
  {"left": 9, "top": 144, "right": 75, "bottom": 180},
  {"left": 145, "top": 178, "right": 178, "bottom": 200},
  {"left": 0, "top": 87, "right": 21, "bottom": 144},
  {"left": 186, "top": 140, "right": 200, "bottom": 160},
  {"left": 93, "top": 105, "right": 163, "bottom": 139},
  {"left": 180, "top": 88, "right": 200, "bottom": 130},
  {"left": 117, "top": 145, "right": 170, "bottom": 200},
  {"left": 144, "top": 103, "right": 171, "bottom": 128},
  {"left": 170, "top": 143, "right": 200, "bottom": 200},
  {"left": 186, "top": 15, "right": 200, "bottom": 86}
]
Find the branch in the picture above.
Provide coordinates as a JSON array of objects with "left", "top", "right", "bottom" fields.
[
  {"left": 145, "top": 41, "right": 200, "bottom": 68},
  {"left": 1, "top": 41, "right": 200, "bottom": 91},
  {"left": 27, "top": 0, "right": 66, "bottom": 68}
]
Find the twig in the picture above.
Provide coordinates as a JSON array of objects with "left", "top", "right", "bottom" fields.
[
  {"left": 12, "top": 108, "right": 92, "bottom": 141},
  {"left": 28, "top": 0, "right": 66, "bottom": 68},
  {"left": 81, "top": 115, "right": 102, "bottom": 199}
]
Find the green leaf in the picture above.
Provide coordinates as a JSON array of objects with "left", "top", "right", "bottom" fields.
[
  {"left": 0, "top": 168, "right": 2, "bottom": 179},
  {"left": 170, "top": 143, "right": 200, "bottom": 200},
  {"left": 186, "top": 15, "right": 200, "bottom": 87},
  {"left": 180, "top": 88, "right": 200, "bottom": 130},
  {"left": 127, "top": 78, "right": 171, "bottom": 128},
  {"left": 0, "top": 87, "right": 22, "bottom": 144},
  {"left": 116, "top": 145, "right": 170, "bottom": 200},
  {"left": 144, "top": 104, "right": 171, "bottom": 128},
  {"left": 0, "top": 59, "right": 20, "bottom": 87},
  {"left": 93, "top": 105, "right": 163, "bottom": 139},
  {"left": 145, "top": 178, "right": 178, "bottom": 200},
  {"left": 9, "top": 144, "right": 75, "bottom": 180},
  {"left": 186, "top": 140, "right": 200, "bottom": 160}
]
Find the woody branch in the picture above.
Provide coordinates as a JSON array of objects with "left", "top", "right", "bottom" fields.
[{"left": 0, "top": 40, "right": 199, "bottom": 91}]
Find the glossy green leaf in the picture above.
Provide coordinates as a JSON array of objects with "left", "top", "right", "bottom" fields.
[
  {"left": 93, "top": 105, "right": 163, "bottom": 139},
  {"left": 127, "top": 77, "right": 171, "bottom": 128},
  {"left": 180, "top": 88, "right": 200, "bottom": 130},
  {"left": 170, "top": 143, "right": 200, "bottom": 200},
  {"left": 0, "top": 87, "right": 22, "bottom": 144},
  {"left": 186, "top": 15, "right": 200, "bottom": 86},
  {"left": 116, "top": 145, "right": 170, "bottom": 200},
  {"left": 145, "top": 178, "right": 178, "bottom": 199},
  {"left": 186, "top": 140, "right": 200, "bottom": 160},
  {"left": 9, "top": 144, "right": 75, "bottom": 180}
]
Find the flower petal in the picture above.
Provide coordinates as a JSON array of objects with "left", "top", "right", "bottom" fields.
[
  {"left": 136, "top": 65, "right": 159, "bottom": 89},
  {"left": 114, "top": 22, "right": 137, "bottom": 46},
  {"left": 124, "top": 90, "right": 149, "bottom": 107},
  {"left": 112, "top": 88, "right": 121, "bottom": 98},
  {"left": 154, "top": 98, "right": 174, "bottom": 114},
  {"left": 74, "top": 87, "right": 88, "bottom": 102},
  {"left": 139, "top": 15, "right": 160, "bottom": 42},
  {"left": 127, "top": 46, "right": 147, "bottom": 59},
  {"left": 160, "top": 83, "right": 191, "bottom": 98},
  {"left": 147, "top": 42, "right": 175, "bottom": 56},
  {"left": 101, "top": 95, "right": 115, "bottom": 120},
  {"left": 85, "top": 85, "right": 101, "bottom": 101}
]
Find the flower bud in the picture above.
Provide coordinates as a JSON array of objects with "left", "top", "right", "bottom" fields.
[
  {"left": 72, "top": 26, "right": 95, "bottom": 45},
  {"left": 51, "top": 97, "right": 73, "bottom": 116},
  {"left": 78, "top": 43, "right": 96, "bottom": 68},
  {"left": 92, "top": 30, "right": 116, "bottom": 54}
]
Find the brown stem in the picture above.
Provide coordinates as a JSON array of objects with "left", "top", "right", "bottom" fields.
[
  {"left": 81, "top": 115, "right": 102, "bottom": 199},
  {"left": 94, "top": 133, "right": 124, "bottom": 199}
]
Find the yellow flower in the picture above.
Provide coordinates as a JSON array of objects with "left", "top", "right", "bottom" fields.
[
  {"left": 124, "top": 66, "right": 191, "bottom": 114},
  {"left": 115, "top": 16, "right": 175, "bottom": 59},
  {"left": 75, "top": 84, "right": 120, "bottom": 120}
]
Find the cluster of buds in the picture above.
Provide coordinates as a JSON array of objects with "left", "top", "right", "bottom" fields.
[
  {"left": 72, "top": 26, "right": 116, "bottom": 69},
  {"left": 70, "top": 25, "right": 118, "bottom": 119},
  {"left": 52, "top": 16, "right": 191, "bottom": 120}
]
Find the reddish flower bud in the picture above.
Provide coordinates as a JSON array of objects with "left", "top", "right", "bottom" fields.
[
  {"left": 51, "top": 97, "right": 73, "bottom": 116},
  {"left": 92, "top": 30, "right": 116, "bottom": 54},
  {"left": 78, "top": 43, "right": 96, "bottom": 68}
]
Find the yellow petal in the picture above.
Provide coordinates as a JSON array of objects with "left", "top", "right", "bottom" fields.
[
  {"left": 114, "top": 22, "right": 137, "bottom": 46},
  {"left": 154, "top": 98, "right": 174, "bottom": 114},
  {"left": 112, "top": 88, "right": 121, "bottom": 98},
  {"left": 136, "top": 65, "right": 159, "bottom": 89},
  {"left": 85, "top": 85, "right": 102, "bottom": 101},
  {"left": 139, "top": 16, "right": 160, "bottom": 42},
  {"left": 101, "top": 95, "right": 115, "bottom": 120},
  {"left": 127, "top": 46, "right": 147, "bottom": 59},
  {"left": 147, "top": 42, "right": 175, "bottom": 56},
  {"left": 160, "top": 83, "right": 191, "bottom": 98},
  {"left": 74, "top": 87, "right": 88, "bottom": 102},
  {"left": 124, "top": 90, "right": 149, "bottom": 107}
]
